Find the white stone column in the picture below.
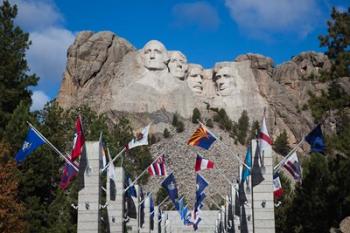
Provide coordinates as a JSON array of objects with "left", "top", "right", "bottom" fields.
[
  {"left": 107, "top": 167, "right": 124, "bottom": 233},
  {"left": 251, "top": 139, "right": 275, "bottom": 233},
  {"left": 77, "top": 141, "right": 100, "bottom": 233},
  {"left": 152, "top": 207, "right": 159, "bottom": 233},
  {"left": 161, "top": 213, "right": 167, "bottom": 233},
  {"left": 140, "top": 195, "right": 151, "bottom": 233}
]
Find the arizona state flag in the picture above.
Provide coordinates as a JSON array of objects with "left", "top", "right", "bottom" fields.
[{"left": 188, "top": 125, "right": 216, "bottom": 150}]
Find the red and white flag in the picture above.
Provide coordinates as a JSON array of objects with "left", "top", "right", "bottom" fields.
[
  {"left": 283, "top": 152, "right": 302, "bottom": 183},
  {"left": 259, "top": 115, "right": 272, "bottom": 156},
  {"left": 148, "top": 155, "right": 167, "bottom": 176},
  {"left": 273, "top": 173, "right": 283, "bottom": 199},
  {"left": 71, "top": 116, "right": 85, "bottom": 161},
  {"left": 194, "top": 154, "right": 214, "bottom": 172}
]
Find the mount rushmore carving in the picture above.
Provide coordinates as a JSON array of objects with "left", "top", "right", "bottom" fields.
[{"left": 57, "top": 31, "right": 330, "bottom": 141}]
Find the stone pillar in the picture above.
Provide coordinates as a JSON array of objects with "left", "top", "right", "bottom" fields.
[
  {"left": 161, "top": 213, "right": 167, "bottom": 233},
  {"left": 251, "top": 139, "right": 275, "bottom": 233},
  {"left": 140, "top": 196, "right": 151, "bottom": 233},
  {"left": 152, "top": 207, "right": 159, "bottom": 233},
  {"left": 77, "top": 141, "right": 100, "bottom": 233},
  {"left": 107, "top": 167, "right": 124, "bottom": 233}
]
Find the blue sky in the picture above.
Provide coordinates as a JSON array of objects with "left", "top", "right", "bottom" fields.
[{"left": 8, "top": 0, "right": 349, "bottom": 110}]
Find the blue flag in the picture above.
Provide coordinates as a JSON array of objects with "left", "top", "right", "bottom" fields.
[
  {"left": 15, "top": 127, "right": 45, "bottom": 163},
  {"left": 177, "top": 197, "right": 184, "bottom": 214},
  {"left": 161, "top": 173, "right": 179, "bottom": 207},
  {"left": 181, "top": 206, "right": 188, "bottom": 221},
  {"left": 150, "top": 193, "right": 154, "bottom": 218},
  {"left": 241, "top": 146, "right": 252, "bottom": 183},
  {"left": 305, "top": 124, "right": 325, "bottom": 153},
  {"left": 196, "top": 174, "right": 208, "bottom": 198},
  {"left": 195, "top": 192, "right": 206, "bottom": 211},
  {"left": 125, "top": 175, "right": 137, "bottom": 198}
]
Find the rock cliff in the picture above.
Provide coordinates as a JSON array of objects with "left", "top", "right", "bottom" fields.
[{"left": 57, "top": 31, "right": 332, "bottom": 204}]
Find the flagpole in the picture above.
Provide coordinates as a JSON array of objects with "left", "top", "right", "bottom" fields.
[
  {"left": 124, "top": 153, "right": 164, "bottom": 193},
  {"left": 207, "top": 195, "right": 221, "bottom": 210},
  {"left": 158, "top": 196, "right": 170, "bottom": 207},
  {"left": 27, "top": 122, "right": 79, "bottom": 172},
  {"left": 273, "top": 137, "right": 305, "bottom": 173},
  {"left": 101, "top": 147, "right": 126, "bottom": 172},
  {"left": 139, "top": 192, "right": 152, "bottom": 206},
  {"left": 197, "top": 121, "right": 250, "bottom": 170}
]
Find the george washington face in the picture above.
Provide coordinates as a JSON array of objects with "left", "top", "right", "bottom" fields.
[{"left": 142, "top": 40, "right": 169, "bottom": 70}]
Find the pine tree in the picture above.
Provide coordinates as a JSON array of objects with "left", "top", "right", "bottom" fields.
[
  {"left": 237, "top": 110, "right": 249, "bottom": 145},
  {"left": 319, "top": 7, "right": 350, "bottom": 78},
  {"left": 192, "top": 108, "right": 201, "bottom": 123},
  {"left": 0, "top": 1, "right": 38, "bottom": 135},
  {"left": 273, "top": 130, "right": 290, "bottom": 156}
]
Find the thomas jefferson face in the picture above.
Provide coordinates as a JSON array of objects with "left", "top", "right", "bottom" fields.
[
  {"left": 168, "top": 51, "right": 188, "bottom": 80},
  {"left": 215, "top": 66, "right": 236, "bottom": 96},
  {"left": 142, "top": 40, "right": 168, "bottom": 70},
  {"left": 187, "top": 65, "right": 203, "bottom": 94}
]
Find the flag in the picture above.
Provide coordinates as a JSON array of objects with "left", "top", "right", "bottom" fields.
[
  {"left": 241, "top": 146, "right": 252, "bottom": 183},
  {"left": 188, "top": 125, "right": 216, "bottom": 150},
  {"left": 196, "top": 174, "right": 208, "bottom": 198},
  {"left": 99, "top": 133, "right": 107, "bottom": 168},
  {"left": 177, "top": 197, "right": 184, "bottom": 214},
  {"left": 252, "top": 137, "right": 265, "bottom": 187},
  {"left": 71, "top": 116, "right": 85, "bottom": 161},
  {"left": 127, "top": 124, "right": 150, "bottom": 149},
  {"left": 140, "top": 188, "right": 145, "bottom": 227},
  {"left": 195, "top": 193, "right": 206, "bottom": 211},
  {"left": 305, "top": 124, "right": 325, "bottom": 153},
  {"left": 15, "top": 127, "right": 46, "bottom": 163},
  {"left": 125, "top": 175, "right": 137, "bottom": 198},
  {"left": 150, "top": 193, "right": 154, "bottom": 230},
  {"left": 194, "top": 153, "right": 214, "bottom": 172},
  {"left": 59, "top": 161, "right": 78, "bottom": 190},
  {"left": 258, "top": 115, "right": 272, "bottom": 156},
  {"left": 161, "top": 173, "right": 179, "bottom": 207},
  {"left": 283, "top": 152, "right": 302, "bottom": 183},
  {"left": 273, "top": 173, "right": 283, "bottom": 199},
  {"left": 108, "top": 160, "right": 117, "bottom": 200},
  {"left": 148, "top": 155, "right": 167, "bottom": 176},
  {"left": 181, "top": 206, "right": 188, "bottom": 221}
]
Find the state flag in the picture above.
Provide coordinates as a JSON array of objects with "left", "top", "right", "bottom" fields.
[
  {"left": 70, "top": 116, "right": 85, "bottom": 161},
  {"left": 305, "top": 124, "right": 325, "bottom": 154},
  {"left": 273, "top": 173, "right": 283, "bottom": 199},
  {"left": 283, "top": 152, "right": 302, "bottom": 183},
  {"left": 194, "top": 154, "right": 214, "bottom": 172},
  {"left": 127, "top": 124, "right": 150, "bottom": 149},
  {"left": 15, "top": 127, "right": 46, "bottom": 163},
  {"left": 161, "top": 173, "right": 179, "bottom": 208},
  {"left": 148, "top": 155, "right": 167, "bottom": 176},
  {"left": 188, "top": 125, "right": 216, "bottom": 150}
]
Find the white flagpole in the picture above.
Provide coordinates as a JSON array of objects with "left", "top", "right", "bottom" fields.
[
  {"left": 101, "top": 147, "right": 126, "bottom": 172},
  {"left": 27, "top": 122, "right": 79, "bottom": 172},
  {"left": 124, "top": 153, "right": 164, "bottom": 193},
  {"left": 139, "top": 192, "right": 152, "bottom": 206},
  {"left": 208, "top": 195, "right": 221, "bottom": 210},
  {"left": 273, "top": 137, "right": 305, "bottom": 173},
  {"left": 198, "top": 121, "right": 250, "bottom": 170},
  {"left": 158, "top": 196, "right": 170, "bottom": 207}
]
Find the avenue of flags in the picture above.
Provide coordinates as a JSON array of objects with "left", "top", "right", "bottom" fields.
[{"left": 13, "top": 110, "right": 327, "bottom": 231}]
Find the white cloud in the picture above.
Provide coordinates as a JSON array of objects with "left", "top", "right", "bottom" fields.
[
  {"left": 12, "top": 0, "right": 63, "bottom": 31},
  {"left": 172, "top": 1, "right": 220, "bottom": 30},
  {"left": 225, "top": 0, "right": 322, "bottom": 38},
  {"left": 7, "top": 0, "right": 75, "bottom": 98},
  {"left": 31, "top": 90, "right": 50, "bottom": 111},
  {"left": 27, "top": 27, "right": 75, "bottom": 86}
]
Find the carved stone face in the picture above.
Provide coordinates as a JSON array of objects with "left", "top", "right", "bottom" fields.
[
  {"left": 168, "top": 51, "right": 188, "bottom": 80},
  {"left": 187, "top": 65, "right": 203, "bottom": 94},
  {"left": 142, "top": 40, "right": 168, "bottom": 70},
  {"left": 215, "top": 66, "right": 236, "bottom": 96}
]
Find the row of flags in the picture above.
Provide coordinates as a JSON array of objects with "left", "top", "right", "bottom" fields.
[{"left": 14, "top": 110, "right": 327, "bottom": 231}]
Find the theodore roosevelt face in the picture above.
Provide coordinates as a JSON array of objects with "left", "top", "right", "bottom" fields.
[{"left": 187, "top": 65, "right": 204, "bottom": 94}]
